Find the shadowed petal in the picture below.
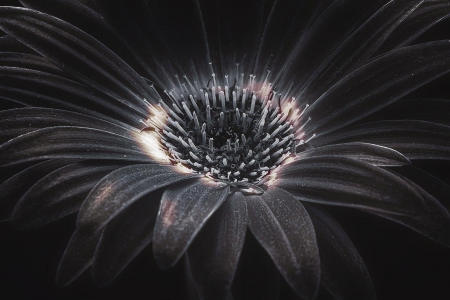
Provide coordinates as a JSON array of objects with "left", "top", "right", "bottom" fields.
[
  {"left": 0, "top": 107, "right": 133, "bottom": 144},
  {"left": 313, "top": 120, "right": 450, "bottom": 160},
  {"left": 0, "top": 51, "right": 64, "bottom": 75},
  {"left": 0, "top": 126, "right": 152, "bottom": 166},
  {"left": 56, "top": 228, "right": 102, "bottom": 286},
  {"left": 0, "top": 159, "right": 77, "bottom": 220},
  {"left": 11, "top": 161, "right": 123, "bottom": 229},
  {"left": 368, "top": 170, "right": 450, "bottom": 247},
  {"left": 275, "top": 156, "right": 424, "bottom": 214},
  {"left": 296, "top": 142, "right": 410, "bottom": 166},
  {"left": 188, "top": 192, "right": 248, "bottom": 300},
  {"left": 302, "top": 41, "right": 450, "bottom": 136},
  {"left": 77, "top": 164, "right": 199, "bottom": 232},
  {"left": 0, "top": 7, "right": 155, "bottom": 109},
  {"left": 246, "top": 187, "right": 320, "bottom": 300},
  {"left": 153, "top": 179, "right": 230, "bottom": 270},
  {"left": 92, "top": 193, "right": 160, "bottom": 287},
  {"left": 304, "top": 203, "right": 376, "bottom": 300}
]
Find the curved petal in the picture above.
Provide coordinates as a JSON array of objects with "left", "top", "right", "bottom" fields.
[
  {"left": 56, "top": 228, "right": 102, "bottom": 286},
  {"left": 0, "top": 34, "right": 33, "bottom": 53},
  {"left": 377, "top": 1, "right": 450, "bottom": 53},
  {"left": 304, "top": 203, "right": 376, "bottom": 300},
  {"left": 300, "top": 0, "right": 424, "bottom": 101},
  {"left": 274, "top": 156, "right": 424, "bottom": 215},
  {"left": 368, "top": 170, "right": 450, "bottom": 247},
  {"left": 0, "top": 67, "right": 144, "bottom": 126},
  {"left": 92, "top": 193, "right": 160, "bottom": 287},
  {"left": 0, "top": 51, "right": 64, "bottom": 75},
  {"left": 0, "top": 7, "right": 156, "bottom": 108},
  {"left": 0, "top": 126, "right": 152, "bottom": 166},
  {"left": 362, "top": 98, "right": 450, "bottom": 126},
  {"left": 187, "top": 192, "right": 248, "bottom": 300},
  {"left": 153, "top": 179, "right": 230, "bottom": 270},
  {"left": 313, "top": 120, "right": 450, "bottom": 160},
  {"left": 11, "top": 162, "right": 123, "bottom": 229},
  {"left": 296, "top": 142, "right": 410, "bottom": 166},
  {"left": 302, "top": 41, "right": 450, "bottom": 137},
  {"left": 77, "top": 164, "right": 199, "bottom": 232},
  {"left": 0, "top": 107, "right": 133, "bottom": 144},
  {"left": 0, "top": 159, "right": 76, "bottom": 220},
  {"left": 246, "top": 187, "right": 320, "bottom": 300}
]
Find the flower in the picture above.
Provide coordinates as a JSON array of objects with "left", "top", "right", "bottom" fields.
[{"left": 1, "top": 0, "right": 450, "bottom": 299}]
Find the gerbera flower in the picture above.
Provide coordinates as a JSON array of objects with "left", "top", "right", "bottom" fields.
[{"left": 1, "top": 0, "right": 450, "bottom": 299}]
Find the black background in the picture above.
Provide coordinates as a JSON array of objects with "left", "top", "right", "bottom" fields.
[{"left": 1, "top": 0, "right": 450, "bottom": 299}]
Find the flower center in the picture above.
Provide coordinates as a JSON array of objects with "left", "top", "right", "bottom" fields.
[{"left": 143, "top": 73, "right": 312, "bottom": 190}]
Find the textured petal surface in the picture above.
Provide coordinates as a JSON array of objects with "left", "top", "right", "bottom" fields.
[
  {"left": 313, "top": 120, "right": 450, "bottom": 160},
  {"left": 275, "top": 156, "right": 424, "bottom": 214},
  {"left": 92, "top": 193, "right": 160, "bottom": 287},
  {"left": 153, "top": 179, "right": 230, "bottom": 269},
  {"left": 304, "top": 204, "right": 376, "bottom": 300},
  {"left": 246, "top": 187, "right": 320, "bottom": 300},
  {"left": 0, "top": 51, "right": 63, "bottom": 75},
  {"left": 77, "top": 164, "right": 198, "bottom": 232},
  {"left": 296, "top": 142, "right": 410, "bottom": 166},
  {"left": 188, "top": 192, "right": 248, "bottom": 300},
  {"left": 0, "top": 126, "right": 152, "bottom": 166},
  {"left": 11, "top": 161, "right": 123, "bottom": 229},
  {"left": 56, "top": 228, "right": 102, "bottom": 286}
]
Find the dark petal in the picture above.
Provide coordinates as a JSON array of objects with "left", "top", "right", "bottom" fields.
[
  {"left": 313, "top": 120, "right": 450, "bottom": 160},
  {"left": 0, "top": 159, "right": 76, "bottom": 220},
  {"left": 94, "top": 0, "right": 210, "bottom": 86},
  {"left": 77, "top": 164, "right": 199, "bottom": 232},
  {"left": 92, "top": 193, "right": 160, "bottom": 287},
  {"left": 0, "top": 34, "right": 33, "bottom": 53},
  {"left": 0, "top": 7, "right": 155, "bottom": 109},
  {"left": 300, "top": 0, "right": 424, "bottom": 101},
  {"left": 56, "top": 228, "right": 102, "bottom": 286},
  {"left": 0, "top": 52, "right": 64, "bottom": 75},
  {"left": 377, "top": 1, "right": 450, "bottom": 54},
  {"left": 153, "top": 179, "right": 230, "bottom": 270},
  {"left": 19, "top": 0, "right": 146, "bottom": 75},
  {"left": 246, "top": 187, "right": 320, "bottom": 300},
  {"left": 188, "top": 192, "right": 248, "bottom": 300},
  {"left": 297, "top": 142, "right": 410, "bottom": 166},
  {"left": 0, "top": 67, "right": 144, "bottom": 126},
  {"left": 302, "top": 41, "right": 450, "bottom": 137},
  {"left": 0, "top": 107, "right": 133, "bottom": 144},
  {"left": 304, "top": 203, "right": 376, "bottom": 300},
  {"left": 0, "top": 126, "right": 152, "bottom": 167},
  {"left": 363, "top": 98, "right": 450, "bottom": 126},
  {"left": 368, "top": 170, "right": 450, "bottom": 247},
  {"left": 11, "top": 162, "right": 123, "bottom": 229},
  {"left": 275, "top": 156, "right": 423, "bottom": 214}
]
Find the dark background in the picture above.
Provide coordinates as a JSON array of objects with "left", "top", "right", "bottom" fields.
[{"left": 1, "top": 0, "right": 450, "bottom": 299}]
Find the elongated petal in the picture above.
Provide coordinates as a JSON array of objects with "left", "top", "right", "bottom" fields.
[
  {"left": 0, "top": 7, "right": 155, "bottom": 109},
  {"left": 304, "top": 203, "right": 376, "bottom": 300},
  {"left": 275, "top": 156, "right": 424, "bottom": 214},
  {"left": 0, "top": 159, "right": 76, "bottom": 220},
  {"left": 0, "top": 126, "right": 152, "bottom": 166},
  {"left": 188, "top": 192, "right": 248, "bottom": 300},
  {"left": 0, "top": 66, "right": 143, "bottom": 126},
  {"left": 369, "top": 171, "right": 450, "bottom": 247},
  {"left": 77, "top": 164, "right": 198, "bottom": 232},
  {"left": 296, "top": 142, "right": 410, "bottom": 166},
  {"left": 153, "top": 179, "right": 230, "bottom": 269},
  {"left": 377, "top": 1, "right": 450, "bottom": 53},
  {"left": 313, "top": 120, "right": 450, "bottom": 160},
  {"left": 246, "top": 187, "right": 320, "bottom": 300},
  {"left": 0, "top": 34, "right": 33, "bottom": 53},
  {"left": 56, "top": 229, "right": 102, "bottom": 286},
  {"left": 301, "top": 0, "right": 424, "bottom": 101},
  {"left": 0, "top": 51, "right": 63, "bottom": 75},
  {"left": 302, "top": 41, "right": 450, "bottom": 136},
  {"left": 0, "top": 108, "right": 133, "bottom": 144},
  {"left": 11, "top": 162, "right": 123, "bottom": 229},
  {"left": 363, "top": 98, "right": 450, "bottom": 126},
  {"left": 92, "top": 194, "right": 160, "bottom": 287}
]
